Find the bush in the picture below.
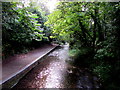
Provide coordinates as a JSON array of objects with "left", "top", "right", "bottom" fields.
[{"left": 93, "top": 64, "right": 111, "bottom": 82}]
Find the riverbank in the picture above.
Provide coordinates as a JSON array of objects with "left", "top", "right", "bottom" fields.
[
  {"left": 12, "top": 45, "right": 100, "bottom": 89},
  {"left": 1, "top": 44, "right": 58, "bottom": 88}
]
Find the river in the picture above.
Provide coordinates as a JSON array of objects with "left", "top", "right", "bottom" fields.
[{"left": 12, "top": 44, "right": 100, "bottom": 89}]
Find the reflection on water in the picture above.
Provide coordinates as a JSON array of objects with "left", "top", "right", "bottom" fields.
[{"left": 13, "top": 44, "right": 100, "bottom": 89}]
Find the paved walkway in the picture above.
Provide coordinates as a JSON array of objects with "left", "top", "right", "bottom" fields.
[{"left": 0, "top": 44, "right": 57, "bottom": 87}]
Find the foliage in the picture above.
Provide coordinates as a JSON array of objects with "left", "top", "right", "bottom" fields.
[
  {"left": 46, "top": 2, "right": 120, "bottom": 89},
  {"left": 69, "top": 48, "right": 80, "bottom": 57},
  {"left": 2, "top": 2, "right": 43, "bottom": 43},
  {"left": 93, "top": 64, "right": 111, "bottom": 82},
  {"left": 2, "top": 2, "right": 51, "bottom": 58},
  {"left": 2, "top": 1, "right": 120, "bottom": 89}
]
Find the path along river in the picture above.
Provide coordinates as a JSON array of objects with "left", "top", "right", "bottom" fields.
[{"left": 13, "top": 44, "right": 100, "bottom": 89}]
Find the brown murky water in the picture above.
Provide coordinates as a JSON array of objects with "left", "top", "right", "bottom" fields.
[{"left": 12, "top": 45, "right": 100, "bottom": 89}]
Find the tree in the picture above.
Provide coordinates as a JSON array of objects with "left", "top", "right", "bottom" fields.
[
  {"left": 45, "top": 2, "right": 120, "bottom": 89},
  {"left": 2, "top": 2, "right": 51, "bottom": 58}
]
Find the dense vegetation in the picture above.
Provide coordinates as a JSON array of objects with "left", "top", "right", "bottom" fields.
[
  {"left": 46, "top": 2, "right": 120, "bottom": 89},
  {"left": 2, "top": 2, "right": 52, "bottom": 58},
  {"left": 2, "top": 1, "right": 120, "bottom": 89}
]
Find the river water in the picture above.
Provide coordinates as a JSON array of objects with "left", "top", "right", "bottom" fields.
[{"left": 13, "top": 45, "right": 100, "bottom": 89}]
